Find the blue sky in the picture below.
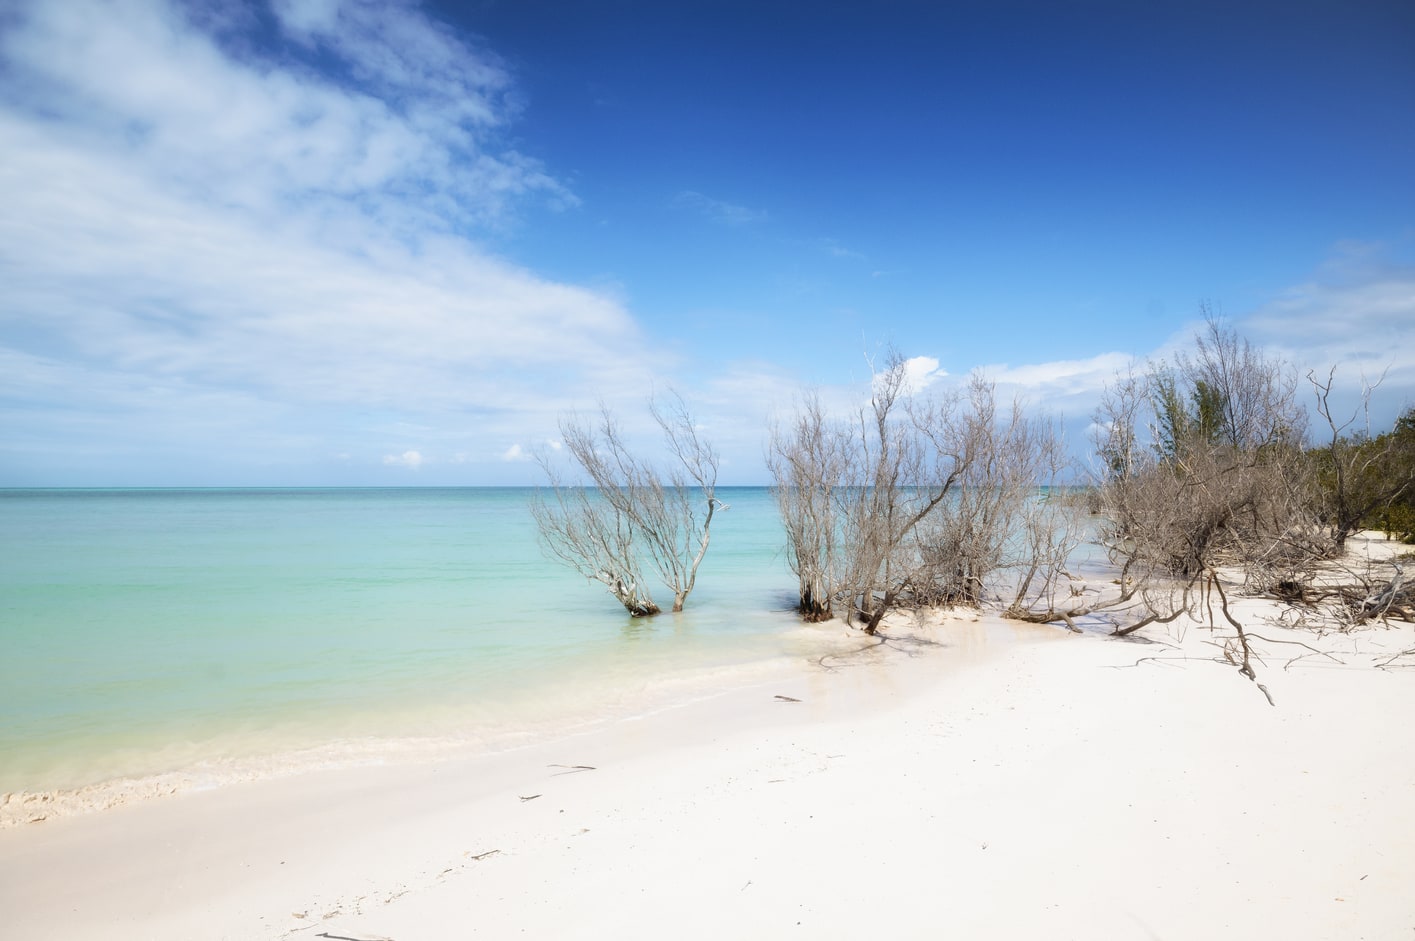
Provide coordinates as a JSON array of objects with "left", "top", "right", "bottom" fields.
[{"left": 2, "top": 0, "right": 1413, "bottom": 486}]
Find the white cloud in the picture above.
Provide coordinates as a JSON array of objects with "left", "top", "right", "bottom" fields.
[
  {"left": 1239, "top": 250, "right": 1415, "bottom": 435},
  {"left": 864, "top": 355, "right": 947, "bottom": 399},
  {"left": 1244, "top": 257, "right": 1415, "bottom": 378},
  {"left": 0, "top": 0, "right": 571, "bottom": 228},
  {"left": 383, "top": 449, "right": 424, "bottom": 469},
  {"left": 898, "top": 355, "right": 947, "bottom": 395},
  {"left": 974, "top": 246, "right": 1415, "bottom": 437},
  {"left": 500, "top": 443, "right": 527, "bottom": 461},
  {"left": 0, "top": 0, "right": 666, "bottom": 482},
  {"left": 979, "top": 352, "right": 1134, "bottom": 399}
]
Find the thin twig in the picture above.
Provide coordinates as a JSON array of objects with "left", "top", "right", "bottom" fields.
[{"left": 1244, "top": 632, "right": 1345, "bottom": 669}]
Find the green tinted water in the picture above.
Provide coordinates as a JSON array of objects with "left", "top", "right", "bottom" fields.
[{"left": 0, "top": 487, "right": 798, "bottom": 794}]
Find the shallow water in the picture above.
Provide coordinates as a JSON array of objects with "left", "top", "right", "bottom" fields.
[{"left": 0, "top": 487, "right": 804, "bottom": 797}]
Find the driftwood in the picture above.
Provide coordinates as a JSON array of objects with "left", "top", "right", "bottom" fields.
[
  {"left": 1205, "top": 569, "right": 1275, "bottom": 706},
  {"left": 1359, "top": 563, "right": 1406, "bottom": 620},
  {"left": 1001, "top": 582, "right": 1192, "bottom": 638},
  {"left": 1003, "top": 605, "right": 1084, "bottom": 632},
  {"left": 1006, "top": 567, "right": 1279, "bottom": 704},
  {"left": 548, "top": 764, "right": 596, "bottom": 776},
  {"left": 1377, "top": 647, "right": 1415, "bottom": 669},
  {"left": 1259, "top": 561, "right": 1413, "bottom": 626}
]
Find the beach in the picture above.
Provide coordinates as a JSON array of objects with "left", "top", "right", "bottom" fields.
[
  {"left": 5, "top": 2, "right": 1413, "bottom": 936},
  {"left": 3, "top": 556, "right": 1413, "bottom": 940}
]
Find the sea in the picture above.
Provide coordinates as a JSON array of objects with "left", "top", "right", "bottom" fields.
[{"left": 0, "top": 486, "right": 820, "bottom": 813}]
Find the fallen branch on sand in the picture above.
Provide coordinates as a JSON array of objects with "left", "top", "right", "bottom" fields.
[
  {"left": 1242, "top": 632, "right": 1345, "bottom": 670},
  {"left": 1376, "top": 647, "right": 1415, "bottom": 670}
]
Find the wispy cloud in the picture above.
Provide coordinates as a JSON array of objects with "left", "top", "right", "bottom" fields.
[
  {"left": 961, "top": 245, "right": 1415, "bottom": 437},
  {"left": 1239, "top": 247, "right": 1415, "bottom": 433},
  {"left": 673, "top": 190, "right": 767, "bottom": 226},
  {"left": 1, "top": 0, "right": 575, "bottom": 230},
  {"left": 979, "top": 353, "right": 1135, "bottom": 399},
  {"left": 0, "top": 0, "right": 658, "bottom": 481},
  {"left": 817, "top": 238, "right": 864, "bottom": 260},
  {"left": 1244, "top": 248, "right": 1415, "bottom": 381}
]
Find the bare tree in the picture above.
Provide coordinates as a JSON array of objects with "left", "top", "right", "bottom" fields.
[
  {"left": 1097, "top": 317, "right": 1312, "bottom": 578},
  {"left": 769, "top": 355, "right": 959, "bottom": 631},
  {"left": 911, "top": 377, "right": 1068, "bottom": 611},
  {"left": 770, "top": 358, "right": 1073, "bottom": 635},
  {"left": 997, "top": 416, "right": 1085, "bottom": 623},
  {"left": 766, "top": 393, "right": 848, "bottom": 621},
  {"left": 1084, "top": 317, "right": 1317, "bottom": 701},
  {"left": 531, "top": 394, "right": 723, "bottom": 616},
  {"left": 639, "top": 393, "right": 725, "bottom": 611},
  {"left": 532, "top": 453, "right": 658, "bottom": 616},
  {"left": 1176, "top": 307, "right": 1306, "bottom": 454},
  {"left": 1093, "top": 366, "right": 1146, "bottom": 491},
  {"left": 833, "top": 359, "right": 959, "bottom": 633}
]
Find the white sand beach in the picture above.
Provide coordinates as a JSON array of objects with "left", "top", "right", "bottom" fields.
[{"left": 2, "top": 539, "right": 1413, "bottom": 940}]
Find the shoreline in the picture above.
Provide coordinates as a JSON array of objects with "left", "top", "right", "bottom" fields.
[
  {"left": 0, "top": 611, "right": 1034, "bottom": 829},
  {"left": 3, "top": 540, "right": 1413, "bottom": 938},
  {"left": 0, "top": 485, "right": 800, "bottom": 807}
]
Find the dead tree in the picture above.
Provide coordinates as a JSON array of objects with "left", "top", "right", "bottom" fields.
[
  {"left": 915, "top": 378, "right": 1071, "bottom": 612},
  {"left": 640, "top": 393, "right": 725, "bottom": 612},
  {"left": 771, "top": 360, "right": 1071, "bottom": 635},
  {"left": 767, "top": 394, "right": 849, "bottom": 621},
  {"left": 1096, "top": 316, "right": 1313, "bottom": 578},
  {"left": 769, "top": 355, "right": 964, "bottom": 632},
  {"left": 834, "top": 359, "right": 961, "bottom": 633},
  {"left": 532, "top": 443, "right": 658, "bottom": 615},
  {"left": 1176, "top": 307, "right": 1307, "bottom": 455},
  {"left": 531, "top": 394, "right": 722, "bottom": 616},
  {"left": 999, "top": 456, "right": 1086, "bottom": 625},
  {"left": 1084, "top": 317, "right": 1317, "bottom": 698}
]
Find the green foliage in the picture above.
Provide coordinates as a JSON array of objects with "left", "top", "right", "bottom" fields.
[
  {"left": 1192, "top": 379, "right": 1226, "bottom": 447},
  {"left": 1381, "top": 408, "right": 1415, "bottom": 539},
  {"left": 1147, "top": 317, "right": 1303, "bottom": 467},
  {"left": 1150, "top": 368, "right": 1189, "bottom": 462},
  {"left": 1311, "top": 405, "right": 1415, "bottom": 542},
  {"left": 1096, "top": 316, "right": 1316, "bottom": 580},
  {"left": 1376, "top": 504, "right": 1415, "bottom": 543},
  {"left": 1148, "top": 368, "right": 1232, "bottom": 462}
]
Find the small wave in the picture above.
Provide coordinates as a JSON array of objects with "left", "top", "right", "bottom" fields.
[{"left": 0, "top": 735, "right": 461, "bottom": 828}]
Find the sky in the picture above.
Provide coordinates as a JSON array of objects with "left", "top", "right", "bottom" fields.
[{"left": 1, "top": 0, "right": 1413, "bottom": 486}]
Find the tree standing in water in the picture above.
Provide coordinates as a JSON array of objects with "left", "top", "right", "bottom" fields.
[{"left": 532, "top": 393, "right": 723, "bottom": 616}]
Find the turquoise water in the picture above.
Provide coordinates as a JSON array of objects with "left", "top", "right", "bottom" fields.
[{"left": 0, "top": 487, "right": 802, "bottom": 796}]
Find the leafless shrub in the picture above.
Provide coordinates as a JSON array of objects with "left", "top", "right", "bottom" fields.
[
  {"left": 1073, "top": 321, "right": 1306, "bottom": 696},
  {"left": 1094, "top": 316, "right": 1316, "bottom": 583},
  {"left": 766, "top": 392, "right": 850, "bottom": 621},
  {"left": 532, "top": 394, "right": 722, "bottom": 617},
  {"left": 829, "top": 356, "right": 963, "bottom": 633},
  {"left": 913, "top": 378, "right": 1073, "bottom": 611},
  {"left": 998, "top": 489, "right": 1089, "bottom": 629},
  {"left": 769, "top": 356, "right": 1071, "bottom": 634}
]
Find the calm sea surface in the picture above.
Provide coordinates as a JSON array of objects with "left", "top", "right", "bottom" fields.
[{"left": 0, "top": 487, "right": 803, "bottom": 795}]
